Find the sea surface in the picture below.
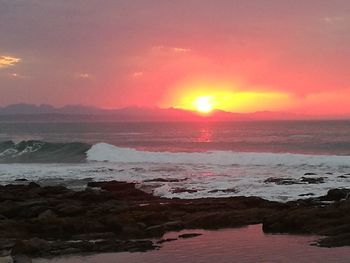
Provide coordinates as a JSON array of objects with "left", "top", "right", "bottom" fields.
[{"left": 1, "top": 121, "right": 350, "bottom": 201}]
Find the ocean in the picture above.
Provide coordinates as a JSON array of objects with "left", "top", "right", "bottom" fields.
[{"left": 1, "top": 121, "right": 350, "bottom": 201}]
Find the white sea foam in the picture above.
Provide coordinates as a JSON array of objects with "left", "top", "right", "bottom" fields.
[
  {"left": 0, "top": 160, "right": 349, "bottom": 202},
  {"left": 1, "top": 143, "right": 350, "bottom": 202},
  {"left": 87, "top": 143, "right": 350, "bottom": 167}
]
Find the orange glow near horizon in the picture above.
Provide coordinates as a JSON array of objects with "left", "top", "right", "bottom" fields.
[{"left": 162, "top": 79, "right": 294, "bottom": 114}]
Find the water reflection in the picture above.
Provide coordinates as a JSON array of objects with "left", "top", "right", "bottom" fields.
[
  {"left": 197, "top": 128, "right": 213, "bottom": 143},
  {"left": 35, "top": 225, "right": 350, "bottom": 263}
]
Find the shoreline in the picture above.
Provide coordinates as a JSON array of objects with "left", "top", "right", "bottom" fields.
[
  {"left": 33, "top": 225, "right": 350, "bottom": 263},
  {"left": 0, "top": 180, "right": 350, "bottom": 261}
]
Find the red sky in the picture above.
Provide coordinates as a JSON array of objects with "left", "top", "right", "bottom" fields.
[{"left": 0, "top": 0, "right": 350, "bottom": 117}]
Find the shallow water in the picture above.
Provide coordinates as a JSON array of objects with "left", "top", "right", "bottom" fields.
[{"left": 34, "top": 225, "right": 350, "bottom": 263}]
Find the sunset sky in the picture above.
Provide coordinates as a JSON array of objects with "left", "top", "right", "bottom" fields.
[{"left": 0, "top": 0, "right": 350, "bottom": 116}]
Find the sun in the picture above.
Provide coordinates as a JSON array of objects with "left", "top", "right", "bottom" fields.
[{"left": 194, "top": 96, "right": 214, "bottom": 113}]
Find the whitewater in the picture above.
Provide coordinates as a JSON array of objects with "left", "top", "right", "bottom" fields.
[{"left": 1, "top": 141, "right": 350, "bottom": 202}]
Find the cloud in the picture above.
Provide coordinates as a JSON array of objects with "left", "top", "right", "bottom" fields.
[
  {"left": 0, "top": 56, "right": 21, "bottom": 68},
  {"left": 172, "top": 47, "right": 191, "bottom": 53},
  {"left": 9, "top": 73, "right": 23, "bottom": 78},
  {"left": 151, "top": 46, "right": 191, "bottom": 54},
  {"left": 76, "top": 73, "right": 93, "bottom": 79},
  {"left": 131, "top": 72, "right": 144, "bottom": 78},
  {"left": 323, "top": 16, "right": 347, "bottom": 24}
]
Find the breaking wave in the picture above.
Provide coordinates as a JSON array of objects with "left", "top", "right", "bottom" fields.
[
  {"left": 1, "top": 142, "right": 350, "bottom": 201},
  {"left": 1, "top": 141, "right": 350, "bottom": 167},
  {"left": 0, "top": 140, "right": 91, "bottom": 163},
  {"left": 87, "top": 143, "right": 350, "bottom": 167}
]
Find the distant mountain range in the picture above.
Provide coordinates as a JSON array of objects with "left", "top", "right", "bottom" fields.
[{"left": 0, "top": 103, "right": 328, "bottom": 122}]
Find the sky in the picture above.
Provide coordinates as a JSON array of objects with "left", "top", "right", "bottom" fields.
[{"left": 0, "top": 0, "right": 350, "bottom": 116}]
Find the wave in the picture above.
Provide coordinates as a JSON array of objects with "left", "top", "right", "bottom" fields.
[
  {"left": 87, "top": 143, "right": 350, "bottom": 167},
  {"left": 1, "top": 141, "right": 350, "bottom": 166},
  {"left": 0, "top": 140, "right": 91, "bottom": 163}
]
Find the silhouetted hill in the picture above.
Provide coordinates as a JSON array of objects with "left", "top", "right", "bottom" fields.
[{"left": 0, "top": 104, "right": 313, "bottom": 122}]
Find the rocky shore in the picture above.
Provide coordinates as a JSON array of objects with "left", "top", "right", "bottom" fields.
[{"left": 0, "top": 180, "right": 350, "bottom": 261}]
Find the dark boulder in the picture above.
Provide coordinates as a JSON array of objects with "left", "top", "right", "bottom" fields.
[
  {"left": 14, "top": 179, "right": 28, "bottom": 182},
  {"left": 300, "top": 177, "right": 325, "bottom": 184},
  {"left": 87, "top": 181, "right": 153, "bottom": 200},
  {"left": 317, "top": 233, "right": 350, "bottom": 247},
  {"left": 56, "top": 204, "right": 85, "bottom": 216},
  {"left": 172, "top": 188, "right": 197, "bottom": 194},
  {"left": 320, "top": 188, "right": 350, "bottom": 201},
  {"left": 144, "top": 178, "right": 187, "bottom": 183},
  {"left": 264, "top": 177, "right": 300, "bottom": 185}
]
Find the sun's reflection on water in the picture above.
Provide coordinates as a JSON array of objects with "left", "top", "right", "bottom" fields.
[{"left": 197, "top": 128, "right": 213, "bottom": 143}]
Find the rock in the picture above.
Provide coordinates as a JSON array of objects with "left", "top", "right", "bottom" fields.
[
  {"left": 146, "top": 221, "right": 183, "bottom": 235},
  {"left": 19, "top": 200, "right": 49, "bottom": 208},
  {"left": 172, "top": 188, "right": 197, "bottom": 194},
  {"left": 317, "top": 233, "right": 350, "bottom": 247},
  {"left": 208, "top": 188, "right": 237, "bottom": 193},
  {"left": 72, "top": 232, "right": 116, "bottom": 240},
  {"left": 156, "top": 238, "right": 177, "bottom": 244},
  {"left": 16, "top": 238, "right": 50, "bottom": 254},
  {"left": 19, "top": 206, "right": 49, "bottom": 219},
  {"left": 0, "top": 256, "right": 13, "bottom": 263},
  {"left": 37, "top": 210, "right": 57, "bottom": 220},
  {"left": 184, "top": 212, "right": 251, "bottom": 229},
  {"left": 325, "top": 173, "right": 333, "bottom": 175},
  {"left": 132, "top": 167, "right": 145, "bottom": 172},
  {"left": 178, "top": 233, "right": 202, "bottom": 239},
  {"left": 14, "top": 179, "right": 27, "bottom": 182},
  {"left": 36, "top": 186, "right": 67, "bottom": 195},
  {"left": 73, "top": 189, "right": 113, "bottom": 202},
  {"left": 2, "top": 179, "right": 350, "bottom": 255},
  {"left": 144, "top": 178, "right": 187, "bottom": 183},
  {"left": 263, "top": 195, "right": 350, "bottom": 247},
  {"left": 263, "top": 211, "right": 309, "bottom": 234},
  {"left": 265, "top": 176, "right": 325, "bottom": 185},
  {"left": 338, "top": 175, "right": 348, "bottom": 179},
  {"left": 320, "top": 188, "right": 350, "bottom": 201},
  {"left": 56, "top": 205, "right": 85, "bottom": 216},
  {"left": 13, "top": 255, "right": 32, "bottom": 263},
  {"left": 28, "top": 182, "right": 40, "bottom": 188},
  {"left": 10, "top": 200, "right": 49, "bottom": 218},
  {"left": 87, "top": 181, "right": 153, "bottom": 200},
  {"left": 299, "top": 193, "right": 315, "bottom": 197},
  {"left": 0, "top": 240, "right": 14, "bottom": 257},
  {"left": 13, "top": 238, "right": 156, "bottom": 257},
  {"left": 101, "top": 216, "right": 123, "bottom": 233},
  {"left": 87, "top": 181, "right": 134, "bottom": 191},
  {"left": 300, "top": 177, "right": 325, "bottom": 184},
  {"left": 264, "top": 177, "right": 300, "bottom": 185},
  {"left": 304, "top": 173, "right": 317, "bottom": 175}
]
